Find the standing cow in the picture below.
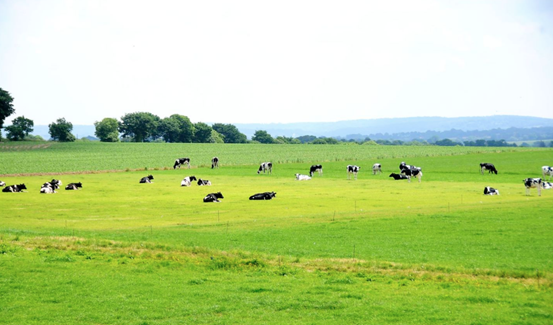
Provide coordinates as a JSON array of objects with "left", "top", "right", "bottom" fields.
[
  {"left": 523, "top": 178, "right": 542, "bottom": 196},
  {"left": 309, "top": 165, "right": 323, "bottom": 177},
  {"left": 347, "top": 165, "right": 360, "bottom": 180},
  {"left": 480, "top": 163, "right": 498, "bottom": 175},
  {"left": 372, "top": 163, "right": 382, "bottom": 175},
  {"left": 257, "top": 162, "right": 272, "bottom": 174},
  {"left": 211, "top": 157, "right": 219, "bottom": 169},
  {"left": 173, "top": 158, "right": 191, "bottom": 169}
]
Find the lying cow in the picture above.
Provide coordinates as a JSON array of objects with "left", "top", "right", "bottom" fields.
[
  {"left": 483, "top": 187, "right": 500, "bottom": 195},
  {"left": 211, "top": 157, "right": 219, "bottom": 169},
  {"left": 309, "top": 165, "right": 323, "bottom": 177},
  {"left": 401, "top": 167, "right": 423, "bottom": 183},
  {"left": 140, "top": 175, "right": 154, "bottom": 183},
  {"left": 0, "top": 181, "right": 6, "bottom": 187},
  {"left": 347, "top": 165, "right": 360, "bottom": 180},
  {"left": 40, "top": 182, "right": 57, "bottom": 194},
  {"left": 257, "top": 162, "right": 272, "bottom": 174},
  {"left": 197, "top": 178, "right": 211, "bottom": 186},
  {"left": 480, "top": 163, "right": 498, "bottom": 175},
  {"left": 295, "top": 173, "right": 311, "bottom": 181},
  {"left": 542, "top": 166, "right": 553, "bottom": 181},
  {"left": 249, "top": 192, "right": 277, "bottom": 200},
  {"left": 389, "top": 173, "right": 409, "bottom": 180},
  {"left": 173, "top": 158, "right": 190, "bottom": 169},
  {"left": 372, "top": 163, "right": 382, "bottom": 175},
  {"left": 542, "top": 181, "right": 553, "bottom": 190},
  {"left": 65, "top": 182, "right": 83, "bottom": 190},
  {"left": 2, "top": 184, "right": 27, "bottom": 193},
  {"left": 203, "top": 192, "right": 224, "bottom": 203},
  {"left": 181, "top": 176, "right": 197, "bottom": 187},
  {"left": 523, "top": 178, "right": 542, "bottom": 196}
]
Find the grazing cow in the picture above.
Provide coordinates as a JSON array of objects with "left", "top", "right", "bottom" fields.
[
  {"left": 480, "top": 163, "right": 498, "bottom": 175},
  {"left": 2, "top": 184, "right": 27, "bottom": 193},
  {"left": 523, "top": 178, "right": 542, "bottom": 196},
  {"left": 203, "top": 192, "right": 224, "bottom": 203},
  {"left": 542, "top": 181, "right": 553, "bottom": 190},
  {"left": 295, "top": 173, "right": 311, "bottom": 181},
  {"left": 173, "top": 158, "right": 191, "bottom": 169},
  {"left": 181, "top": 176, "right": 197, "bottom": 187},
  {"left": 65, "top": 182, "right": 83, "bottom": 190},
  {"left": 257, "top": 162, "right": 272, "bottom": 174},
  {"left": 249, "top": 191, "right": 277, "bottom": 200},
  {"left": 542, "top": 166, "right": 553, "bottom": 180},
  {"left": 347, "top": 165, "right": 360, "bottom": 180},
  {"left": 389, "top": 173, "right": 409, "bottom": 180},
  {"left": 400, "top": 167, "right": 423, "bottom": 183},
  {"left": 483, "top": 187, "right": 500, "bottom": 195},
  {"left": 0, "top": 181, "right": 6, "bottom": 187},
  {"left": 197, "top": 178, "right": 211, "bottom": 186},
  {"left": 140, "top": 175, "right": 154, "bottom": 183},
  {"left": 309, "top": 165, "right": 323, "bottom": 177},
  {"left": 372, "top": 163, "right": 382, "bottom": 175},
  {"left": 211, "top": 157, "right": 219, "bottom": 169}
]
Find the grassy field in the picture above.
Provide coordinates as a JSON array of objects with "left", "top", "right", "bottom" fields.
[{"left": 1, "top": 143, "right": 552, "bottom": 324}]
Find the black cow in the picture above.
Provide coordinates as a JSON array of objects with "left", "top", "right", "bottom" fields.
[
  {"left": 140, "top": 175, "right": 154, "bottom": 183},
  {"left": 203, "top": 192, "right": 224, "bottom": 203},
  {"left": 480, "top": 163, "right": 498, "bottom": 175},
  {"left": 523, "top": 178, "right": 542, "bottom": 196},
  {"left": 197, "top": 178, "right": 211, "bottom": 186},
  {"left": 257, "top": 162, "right": 272, "bottom": 174},
  {"left": 309, "top": 165, "right": 323, "bottom": 177},
  {"left": 65, "top": 182, "right": 83, "bottom": 190},
  {"left": 249, "top": 192, "right": 277, "bottom": 200},
  {"left": 211, "top": 157, "right": 219, "bottom": 169},
  {"left": 181, "top": 176, "right": 197, "bottom": 187},
  {"left": 2, "top": 184, "right": 27, "bottom": 193},
  {"left": 173, "top": 158, "right": 190, "bottom": 169},
  {"left": 389, "top": 173, "right": 409, "bottom": 180},
  {"left": 347, "top": 165, "right": 360, "bottom": 180},
  {"left": 483, "top": 187, "right": 499, "bottom": 195},
  {"left": 400, "top": 167, "right": 423, "bottom": 183}
]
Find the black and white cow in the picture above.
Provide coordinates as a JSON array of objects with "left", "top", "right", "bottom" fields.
[
  {"left": 401, "top": 167, "right": 423, "bottom": 183},
  {"left": 480, "top": 163, "right": 498, "bottom": 175},
  {"left": 197, "top": 178, "right": 211, "bottom": 186},
  {"left": 347, "top": 165, "right": 360, "bottom": 180},
  {"left": 2, "top": 184, "right": 27, "bottom": 193},
  {"left": 65, "top": 182, "right": 83, "bottom": 190},
  {"left": 295, "top": 173, "right": 311, "bottom": 181},
  {"left": 523, "top": 178, "right": 542, "bottom": 196},
  {"left": 372, "top": 163, "right": 382, "bottom": 175},
  {"left": 181, "top": 176, "right": 197, "bottom": 187},
  {"left": 140, "top": 175, "right": 154, "bottom": 183},
  {"left": 542, "top": 181, "right": 553, "bottom": 190},
  {"left": 249, "top": 192, "right": 277, "bottom": 200},
  {"left": 40, "top": 182, "right": 57, "bottom": 194},
  {"left": 211, "top": 157, "right": 219, "bottom": 169},
  {"left": 542, "top": 166, "right": 553, "bottom": 181},
  {"left": 257, "top": 162, "right": 272, "bottom": 174},
  {"left": 309, "top": 165, "right": 323, "bottom": 177},
  {"left": 203, "top": 192, "right": 224, "bottom": 203},
  {"left": 173, "top": 158, "right": 190, "bottom": 169},
  {"left": 389, "top": 173, "right": 409, "bottom": 180},
  {"left": 483, "top": 187, "right": 500, "bottom": 195},
  {"left": 0, "top": 181, "right": 6, "bottom": 187}
]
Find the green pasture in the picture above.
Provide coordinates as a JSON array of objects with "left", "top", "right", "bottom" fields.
[{"left": 1, "top": 144, "right": 552, "bottom": 324}]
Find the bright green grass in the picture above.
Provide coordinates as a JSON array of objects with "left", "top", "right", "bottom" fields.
[{"left": 1, "top": 145, "right": 552, "bottom": 324}]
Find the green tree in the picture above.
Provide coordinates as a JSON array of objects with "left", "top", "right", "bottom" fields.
[
  {"left": 211, "top": 123, "right": 247, "bottom": 143},
  {"left": 5, "top": 116, "right": 34, "bottom": 141},
  {"left": 94, "top": 118, "right": 120, "bottom": 142},
  {"left": 252, "top": 130, "right": 274, "bottom": 144},
  {"left": 48, "top": 118, "right": 75, "bottom": 142},
  {"left": 193, "top": 122, "right": 213, "bottom": 143},
  {"left": 0, "top": 88, "right": 15, "bottom": 140},
  {"left": 296, "top": 135, "right": 317, "bottom": 143},
  {"left": 209, "top": 130, "right": 224, "bottom": 143},
  {"left": 118, "top": 112, "right": 161, "bottom": 142},
  {"left": 159, "top": 114, "right": 194, "bottom": 143}
]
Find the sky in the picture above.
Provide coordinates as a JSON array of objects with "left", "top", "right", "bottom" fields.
[{"left": 1, "top": 0, "right": 552, "bottom": 126}]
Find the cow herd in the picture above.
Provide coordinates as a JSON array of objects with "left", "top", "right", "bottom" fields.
[{"left": 1, "top": 179, "right": 83, "bottom": 193}]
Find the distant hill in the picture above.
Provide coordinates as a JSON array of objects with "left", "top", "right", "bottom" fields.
[{"left": 17, "top": 115, "right": 553, "bottom": 141}]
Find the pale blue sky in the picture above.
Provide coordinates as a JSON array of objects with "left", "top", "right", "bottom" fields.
[{"left": 1, "top": 0, "right": 552, "bottom": 125}]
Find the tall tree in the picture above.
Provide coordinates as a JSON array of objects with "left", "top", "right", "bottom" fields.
[
  {"left": 0, "top": 88, "right": 15, "bottom": 140},
  {"left": 193, "top": 122, "right": 213, "bottom": 143},
  {"left": 211, "top": 123, "right": 247, "bottom": 143},
  {"left": 5, "top": 116, "right": 34, "bottom": 141},
  {"left": 49, "top": 118, "right": 75, "bottom": 142},
  {"left": 159, "top": 114, "right": 194, "bottom": 143},
  {"left": 94, "top": 118, "right": 120, "bottom": 142},
  {"left": 252, "top": 130, "right": 275, "bottom": 144},
  {"left": 118, "top": 112, "right": 161, "bottom": 142}
]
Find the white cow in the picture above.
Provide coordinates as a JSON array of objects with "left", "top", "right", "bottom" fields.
[
  {"left": 295, "top": 173, "right": 311, "bottom": 181},
  {"left": 542, "top": 181, "right": 552, "bottom": 190},
  {"left": 181, "top": 176, "right": 197, "bottom": 187},
  {"left": 542, "top": 166, "right": 553, "bottom": 181},
  {"left": 0, "top": 181, "right": 5, "bottom": 187},
  {"left": 523, "top": 178, "right": 542, "bottom": 196},
  {"left": 372, "top": 163, "right": 382, "bottom": 175}
]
